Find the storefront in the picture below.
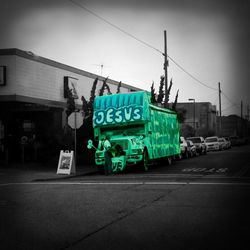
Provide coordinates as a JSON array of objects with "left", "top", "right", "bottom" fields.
[{"left": 0, "top": 49, "right": 140, "bottom": 164}]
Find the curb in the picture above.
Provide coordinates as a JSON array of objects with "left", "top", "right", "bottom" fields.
[{"left": 32, "top": 170, "right": 99, "bottom": 182}]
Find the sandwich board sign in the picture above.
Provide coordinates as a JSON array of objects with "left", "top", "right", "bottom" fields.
[{"left": 57, "top": 150, "right": 76, "bottom": 175}]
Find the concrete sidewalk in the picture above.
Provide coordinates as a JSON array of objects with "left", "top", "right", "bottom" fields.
[{"left": 0, "top": 162, "right": 98, "bottom": 183}]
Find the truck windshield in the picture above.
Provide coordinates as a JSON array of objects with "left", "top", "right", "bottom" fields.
[{"left": 100, "top": 124, "right": 144, "bottom": 136}]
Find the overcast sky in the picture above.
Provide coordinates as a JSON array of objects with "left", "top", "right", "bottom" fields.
[{"left": 0, "top": 0, "right": 249, "bottom": 117}]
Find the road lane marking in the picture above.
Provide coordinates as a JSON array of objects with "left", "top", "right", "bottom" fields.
[
  {"left": 113, "top": 174, "right": 205, "bottom": 178},
  {"left": 182, "top": 168, "right": 228, "bottom": 173},
  {"left": 1, "top": 181, "right": 250, "bottom": 187},
  {"left": 235, "top": 164, "right": 250, "bottom": 177}
]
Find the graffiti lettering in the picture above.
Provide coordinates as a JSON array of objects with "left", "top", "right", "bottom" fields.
[
  {"left": 112, "top": 161, "right": 123, "bottom": 172},
  {"left": 94, "top": 105, "right": 143, "bottom": 126}
]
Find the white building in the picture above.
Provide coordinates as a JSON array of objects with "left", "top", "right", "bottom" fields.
[{"left": 0, "top": 48, "right": 141, "bottom": 163}]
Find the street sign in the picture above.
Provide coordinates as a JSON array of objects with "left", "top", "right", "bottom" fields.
[{"left": 68, "top": 111, "right": 83, "bottom": 129}]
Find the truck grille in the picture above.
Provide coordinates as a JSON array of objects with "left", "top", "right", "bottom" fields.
[{"left": 112, "top": 140, "right": 129, "bottom": 150}]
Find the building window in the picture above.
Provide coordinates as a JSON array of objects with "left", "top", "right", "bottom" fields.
[
  {"left": 0, "top": 66, "right": 6, "bottom": 86},
  {"left": 23, "top": 120, "right": 35, "bottom": 132}
]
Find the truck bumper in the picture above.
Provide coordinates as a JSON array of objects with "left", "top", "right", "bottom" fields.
[{"left": 95, "top": 154, "right": 143, "bottom": 172}]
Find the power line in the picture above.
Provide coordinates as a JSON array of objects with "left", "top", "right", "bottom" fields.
[
  {"left": 68, "top": 0, "right": 163, "bottom": 55},
  {"left": 167, "top": 55, "right": 217, "bottom": 91},
  {"left": 212, "top": 95, "right": 219, "bottom": 105},
  {"left": 221, "top": 91, "right": 240, "bottom": 108},
  {"left": 222, "top": 103, "right": 239, "bottom": 113},
  {"left": 68, "top": 0, "right": 223, "bottom": 93}
]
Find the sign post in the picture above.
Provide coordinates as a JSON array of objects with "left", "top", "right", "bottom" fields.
[{"left": 68, "top": 111, "right": 83, "bottom": 167}]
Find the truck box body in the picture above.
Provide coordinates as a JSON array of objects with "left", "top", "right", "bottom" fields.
[{"left": 92, "top": 91, "right": 180, "bottom": 172}]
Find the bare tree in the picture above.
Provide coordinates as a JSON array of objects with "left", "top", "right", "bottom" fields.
[
  {"left": 99, "top": 77, "right": 111, "bottom": 96},
  {"left": 116, "top": 81, "right": 122, "bottom": 94},
  {"left": 150, "top": 81, "right": 157, "bottom": 104},
  {"left": 157, "top": 76, "right": 165, "bottom": 104},
  {"left": 172, "top": 89, "right": 179, "bottom": 111}
]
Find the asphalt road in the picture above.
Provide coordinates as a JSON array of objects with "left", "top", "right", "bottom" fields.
[{"left": 1, "top": 145, "right": 250, "bottom": 250}]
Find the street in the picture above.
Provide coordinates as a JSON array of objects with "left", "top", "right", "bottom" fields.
[{"left": 1, "top": 145, "right": 250, "bottom": 250}]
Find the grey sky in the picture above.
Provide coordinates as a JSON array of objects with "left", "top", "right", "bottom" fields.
[{"left": 0, "top": 0, "right": 249, "bottom": 116}]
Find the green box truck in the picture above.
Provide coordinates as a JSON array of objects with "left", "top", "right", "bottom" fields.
[{"left": 88, "top": 91, "right": 180, "bottom": 173}]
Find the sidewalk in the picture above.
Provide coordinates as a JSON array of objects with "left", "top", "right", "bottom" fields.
[{"left": 0, "top": 162, "right": 98, "bottom": 183}]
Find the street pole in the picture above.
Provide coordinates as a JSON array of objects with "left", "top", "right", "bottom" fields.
[
  {"left": 241, "top": 100, "right": 243, "bottom": 119},
  {"left": 188, "top": 98, "right": 195, "bottom": 136},
  {"left": 194, "top": 100, "right": 196, "bottom": 136},
  {"left": 164, "top": 30, "right": 168, "bottom": 108},
  {"left": 74, "top": 110, "right": 77, "bottom": 166},
  {"left": 218, "top": 82, "right": 222, "bottom": 136},
  {"left": 247, "top": 105, "right": 250, "bottom": 137},
  {"left": 241, "top": 100, "right": 243, "bottom": 138},
  {"left": 247, "top": 105, "right": 250, "bottom": 121},
  {"left": 247, "top": 105, "right": 249, "bottom": 121}
]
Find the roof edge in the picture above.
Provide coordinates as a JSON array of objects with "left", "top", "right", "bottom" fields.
[{"left": 0, "top": 48, "right": 141, "bottom": 91}]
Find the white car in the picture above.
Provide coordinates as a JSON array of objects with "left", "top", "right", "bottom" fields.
[
  {"left": 205, "top": 136, "right": 220, "bottom": 151},
  {"left": 186, "top": 136, "right": 207, "bottom": 155},
  {"left": 180, "top": 136, "right": 189, "bottom": 158},
  {"left": 224, "top": 137, "right": 231, "bottom": 149},
  {"left": 187, "top": 140, "right": 197, "bottom": 157}
]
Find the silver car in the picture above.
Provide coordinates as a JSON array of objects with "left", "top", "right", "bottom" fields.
[
  {"left": 186, "top": 136, "right": 207, "bottom": 155},
  {"left": 205, "top": 136, "right": 220, "bottom": 151}
]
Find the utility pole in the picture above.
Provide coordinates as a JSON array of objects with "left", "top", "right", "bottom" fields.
[
  {"left": 218, "top": 82, "right": 222, "bottom": 136},
  {"left": 247, "top": 105, "right": 250, "bottom": 137},
  {"left": 241, "top": 100, "right": 243, "bottom": 138},
  {"left": 188, "top": 99, "right": 196, "bottom": 136},
  {"left": 247, "top": 105, "right": 249, "bottom": 121},
  {"left": 241, "top": 100, "right": 243, "bottom": 119},
  {"left": 164, "top": 30, "right": 168, "bottom": 108}
]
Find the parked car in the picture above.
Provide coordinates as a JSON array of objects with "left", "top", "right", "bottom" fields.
[
  {"left": 218, "top": 137, "right": 228, "bottom": 150},
  {"left": 224, "top": 137, "right": 231, "bottom": 149},
  {"left": 229, "top": 136, "right": 248, "bottom": 146},
  {"left": 229, "top": 136, "right": 239, "bottom": 146},
  {"left": 187, "top": 140, "right": 197, "bottom": 157},
  {"left": 186, "top": 136, "right": 207, "bottom": 155},
  {"left": 205, "top": 136, "right": 220, "bottom": 151},
  {"left": 180, "top": 136, "right": 189, "bottom": 159}
]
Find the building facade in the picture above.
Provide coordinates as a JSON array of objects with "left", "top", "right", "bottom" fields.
[
  {"left": 220, "top": 115, "right": 250, "bottom": 138},
  {"left": 175, "top": 102, "right": 217, "bottom": 137},
  {"left": 0, "top": 48, "right": 141, "bottom": 164}
]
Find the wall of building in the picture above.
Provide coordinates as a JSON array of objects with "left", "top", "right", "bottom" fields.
[
  {"left": 221, "top": 115, "right": 250, "bottom": 138},
  {"left": 175, "top": 102, "right": 217, "bottom": 137},
  {"left": 0, "top": 50, "right": 134, "bottom": 107},
  {"left": 0, "top": 49, "right": 141, "bottom": 165}
]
